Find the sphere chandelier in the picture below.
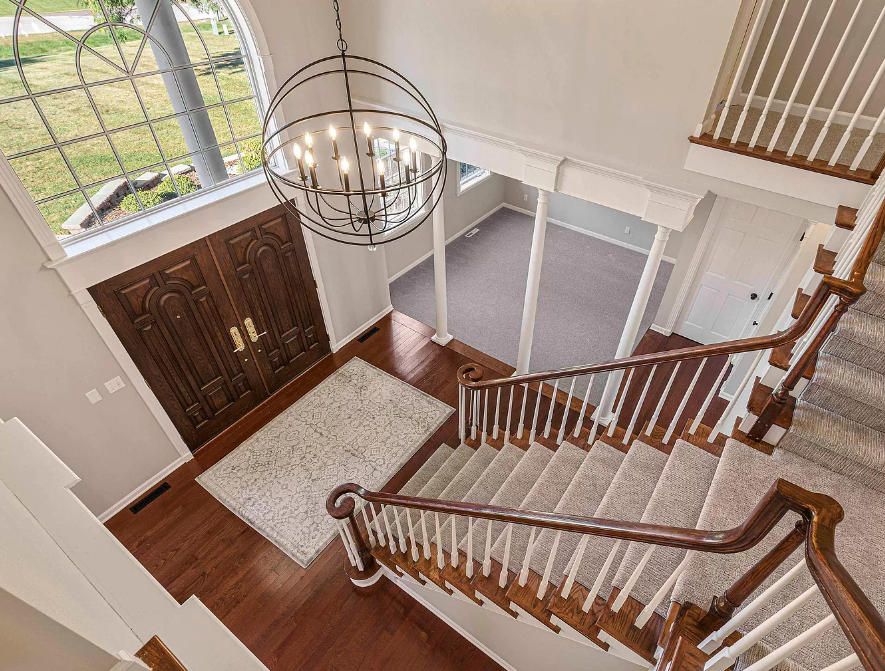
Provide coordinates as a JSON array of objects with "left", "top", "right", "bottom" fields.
[{"left": 261, "top": 0, "right": 447, "bottom": 247}]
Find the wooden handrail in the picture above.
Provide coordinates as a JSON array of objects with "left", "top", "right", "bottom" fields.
[{"left": 327, "top": 479, "right": 885, "bottom": 671}]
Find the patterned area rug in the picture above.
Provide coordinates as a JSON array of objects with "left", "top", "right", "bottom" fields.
[{"left": 197, "top": 357, "right": 453, "bottom": 567}]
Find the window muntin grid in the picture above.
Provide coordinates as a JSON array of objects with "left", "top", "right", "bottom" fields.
[
  {"left": 0, "top": 0, "right": 264, "bottom": 240},
  {"left": 459, "top": 162, "right": 489, "bottom": 186},
  {"left": 373, "top": 136, "right": 424, "bottom": 220}
]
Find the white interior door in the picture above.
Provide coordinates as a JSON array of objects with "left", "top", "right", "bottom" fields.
[{"left": 676, "top": 198, "right": 805, "bottom": 345}]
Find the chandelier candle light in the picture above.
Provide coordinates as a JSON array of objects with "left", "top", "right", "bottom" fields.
[{"left": 260, "top": 0, "right": 447, "bottom": 247}]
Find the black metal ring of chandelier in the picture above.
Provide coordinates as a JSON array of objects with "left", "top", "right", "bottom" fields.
[{"left": 260, "top": 3, "right": 447, "bottom": 247}]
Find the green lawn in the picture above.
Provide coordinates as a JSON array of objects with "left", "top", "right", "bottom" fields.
[
  {"left": 0, "top": 18, "right": 262, "bottom": 234},
  {"left": 0, "top": 0, "right": 82, "bottom": 17}
]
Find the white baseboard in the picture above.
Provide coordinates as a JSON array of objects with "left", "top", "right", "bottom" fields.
[
  {"left": 387, "top": 203, "right": 507, "bottom": 283},
  {"left": 501, "top": 204, "right": 676, "bottom": 264},
  {"left": 331, "top": 304, "right": 394, "bottom": 352},
  {"left": 649, "top": 323, "right": 673, "bottom": 336},
  {"left": 98, "top": 452, "right": 192, "bottom": 522}
]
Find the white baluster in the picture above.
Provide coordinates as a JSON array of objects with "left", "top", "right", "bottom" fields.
[
  {"left": 713, "top": 0, "right": 774, "bottom": 140},
  {"left": 360, "top": 503, "right": 376, "bottom": 547},
  {"left": 624, "top": 364, "right": 657, "bottom": 444},
  {"left": 381, "top": 505, "right": 397, "bottom": 555},
  {"left": 459, "top": 385, "right": 465, "bottom": 442},
  {"left": 851, "top": 104, "right": 885, "bottom": 171},
  {"left": 517, "top": 383, "right": 529, "bottom": 439},
  {"left": 557, "top": 378, "right": 576, "bottom": 444},
  {"left": 741, "top": 614, "right": 838, "bottom": 671},
  {"left": 498, "top": 523, "right": 514, "bottom": 587},
  {"left": 612, "top": 544, "right": 655, "bottom": 612},
  {"left": 435, "top": 512, "right": 444, "bottom": 569},
  {"left": 451, "top": 515, "right": 459, "bottom": 568},
  {"left": 582, "top": 540, "right": 622, "bottom": 612},
  {"left": 341, "top": 519, "right": 365, "bottom": 572},
  {"left": 767, "top": 0, "right": 837, "bottom": 152},
  {"left": 607, "top": 367, "right": 634, "bottom": 437},
  {"left": 689, "top": 357, "right": 732, "bottom": 436},
  {"left": 466, "top": 518, "right": 475, "bottom": 578},
  {"left": 493, "top": 388, "right": 502, "bottom": 439},
  {"left": 664, "top": 358, "right": 707, "bottom": 443},
  {"left": 537, "top": 530, "right": 562, "bottom": 599},
  {"left": 709, "top": 350, "right": 765, "bottom": 443},
  {"left": 561, "top": 534, "right": 590, "bottom": 599},
  {"left": 790, "top": 0, "right": 865, "bottom": 157},
  {"left": 481, "top": 389, "right": 489, "bottom": 445},
  {"left": 635, "top": 551, "right": 694, "bottom": 629},
  {"left": 749, "top": 0, "right": 813, "bottom": 148},
  {"left": 730, "top": 0, "right": 792, "bottom": 144},
  {"left": 420, "top": 512, "right": 431, "bottom": 559},
  {"left": 699, "top": 559, "right": 807, "bottom": 653},
  {"left": 704, "top": 584, "right": 820, "bottom": 671},
  {"left": 831, "top": 52, "right": 885, "bottom": 167},
  {"left": 573, "top": 374, "right": 594, "bottom": 438},
  {"left": 405, "top": 510, "right": 420, "bottom": 561},
  {"left": 471, "top": 391, "right": 478, "bottom": 440},
  {"left": 337, "top": 520, "right": 357, "bottom": 567},
  {"left": 543, "top": 380, "right": 559, "bottom": 438},
  {"left": 819, "top": 654, "right": 860, "bottom": 671},
  {"left": 809, "top": 3, "right": 885, "bottom": 164},
  {"left": 529, "top": 381, "right": 544, "bottom": 443},
  {"left": 371, "top": 503, "right": 386, "bottom": 547},
  {"left": 588, "top": 373, "right": 608, "bottom": 443},
  {"left": 518, "top": 527, "right": 538, "bottom": 586},
  {"left": 504, "top": 385, "right": 515, "bottom": 444},
  {"left": 484, "top": 519, "right": 495, "bottom": 577},
  {"left": 647, "top": 361, "right": 681, "bottom": 436},
  {"left": 394, "top": 509, "right": 408, "bottom": 553}
]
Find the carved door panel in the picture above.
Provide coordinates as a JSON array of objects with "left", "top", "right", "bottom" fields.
[
  {"left": 90, "top": 240, "right": 268, "bottom": 451},
  {"left": 208, "top": 205, "right": 330, "bottom": 393}
]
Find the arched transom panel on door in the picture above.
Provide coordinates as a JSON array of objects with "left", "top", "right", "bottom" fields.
[
  {"left": 90, "top": 240, "right": 267, "bottom": 450},
  {"left": 208, "top": 205, "right": 330, "bottom": 393}
]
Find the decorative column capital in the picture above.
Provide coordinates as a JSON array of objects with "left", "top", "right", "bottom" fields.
[
  {"left": 537, "top": 188, "right": 550, "bottom": 203},
  {"left": 654, "top": 225, "right": 672, "bottom": 242}
]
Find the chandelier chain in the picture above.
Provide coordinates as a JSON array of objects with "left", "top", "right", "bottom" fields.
[{"left": 332, "top": 0, "right": 348, "bottom": 53}]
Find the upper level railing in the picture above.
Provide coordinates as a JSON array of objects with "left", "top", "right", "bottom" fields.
[{"left": 692, "top": 0, "right": 885, "bottom": 183}]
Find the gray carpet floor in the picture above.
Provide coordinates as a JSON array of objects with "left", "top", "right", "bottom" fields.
[{"left": 389, "top": 207, "right": 672, "bottom": 405}]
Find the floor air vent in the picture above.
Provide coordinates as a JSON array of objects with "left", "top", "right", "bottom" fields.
[
  {"left": 129, "top": 482, "right": 171, "bottom": 514},
  {"left": 357, "top": 326, "right": 380, "bottom": 343}
]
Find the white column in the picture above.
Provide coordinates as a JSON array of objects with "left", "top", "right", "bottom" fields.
[
  {"left": 515, "top": 189, "right": 550, "bottom": 374},
  {"left": 596, "top": 225, "right": 671, "bottom": 421},
  {"left": 430, "top": 186, "right": 453, "bottom": 345}
]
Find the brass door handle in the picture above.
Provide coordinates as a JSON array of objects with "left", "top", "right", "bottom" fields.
[
  {"left": 230, "top": 326, "right": 246, "bottom": 352},
  {"left": 244, "top": 317, "right": 266, "bottom": 342}
]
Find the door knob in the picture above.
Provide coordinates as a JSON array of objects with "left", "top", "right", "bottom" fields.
[
  {"left": 750, "top": 293, "right": 758, "bottom": 300},
  {"left": 230, "top": 326, "right": 246, "bottom": 352},
  {"left": 244, "top": 317, "right": 267, "bottom": 342}
]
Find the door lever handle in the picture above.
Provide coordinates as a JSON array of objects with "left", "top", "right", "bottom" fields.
[
  {"left": 244, "top": 317, "right": 266, "bottom": 342},
  {"left": 230, "top": 326, "right": 246, "bottom": 352}
]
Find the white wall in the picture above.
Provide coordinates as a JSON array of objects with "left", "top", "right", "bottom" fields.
[
  {"left": 383, "top": 160, "right": 506, "bottom": 280},
  {"left": 503, "top": 178, "right": 683, "bottom": 259},
  {"left": 0, "top": 476, "right": 141, "bottom": 659}
]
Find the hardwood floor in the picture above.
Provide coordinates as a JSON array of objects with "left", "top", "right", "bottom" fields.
[{"left": 106, "top": 311, "right": 727, "bottom": 671}]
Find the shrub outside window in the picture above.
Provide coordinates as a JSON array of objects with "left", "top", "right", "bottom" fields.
[{"left": 0, "top": 0, "right": 265, "bottom": 240}]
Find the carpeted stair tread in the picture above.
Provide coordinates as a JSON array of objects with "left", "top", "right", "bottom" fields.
[
  {"left": 527, "top": 440, "right": 626, "bottom": 586},
  {"left": 735, "top": 642, "right": 809, "bottom": 671},
  {"left": 852, "top": 285, "right": 885, "bottom": 321},
  {"left": 438, "top": 442, "right": 525, "bottom": 553},
  {"left": 611, "top": 440, "right": 719, "bottom": 615},
  {"left": 399, "top": 444, "right": 455, "bottom": 497},
  {"left": 458, "top": 442, "right": 553, "bottom": 556},
  {"left": 672, "top": 438, "right": 885, "bottom": 671},
  {"left": 803, "top": 354, "right": 885, "bottom": 433},
  {"left": 434, "top": 442, "right": 498, "bottom": 550},
  {"left": 778, "top": 399, "right": 885, "bottom": 493},
  {"left": 573, "top": 440, "right": 669, "bottom": 599},
  {"left": 488, "top": 440, "right": 587, "bottom": 568},
  {"left": 416, "top": 443, "right": 474, "bottom": 500},
  {"left": 861, "top": 261, "right": 885, "bottom": 295},
  {"left": 823, "top": 308, "right": 885, "bottom": 376}
]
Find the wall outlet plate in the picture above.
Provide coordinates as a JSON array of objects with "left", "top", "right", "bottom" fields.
[
  {"left": 105, "top": 376, "right": 125, "bottom": 393},
  {"left": 625, "top": 226, "right": 631, "bottom": 234},
  {"left": 86, "top": 389, "right": 103, "bottom": 404}
]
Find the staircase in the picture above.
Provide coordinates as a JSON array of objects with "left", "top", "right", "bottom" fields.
[{"left": 328, "top": 183, "right": 885, "bottom": 670}]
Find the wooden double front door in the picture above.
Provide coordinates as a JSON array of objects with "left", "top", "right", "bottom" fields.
[{"left": 91, "top": 205, "right": 330, "bottom": 451}]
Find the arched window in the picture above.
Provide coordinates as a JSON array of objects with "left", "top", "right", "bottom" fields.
[{"left": 0, "top": 0, "right": 265, "bottom": 239}]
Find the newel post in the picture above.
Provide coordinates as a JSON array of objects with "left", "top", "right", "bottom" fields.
[{"left": 327, "top": 485, "right": 381, "bottom": 587}]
